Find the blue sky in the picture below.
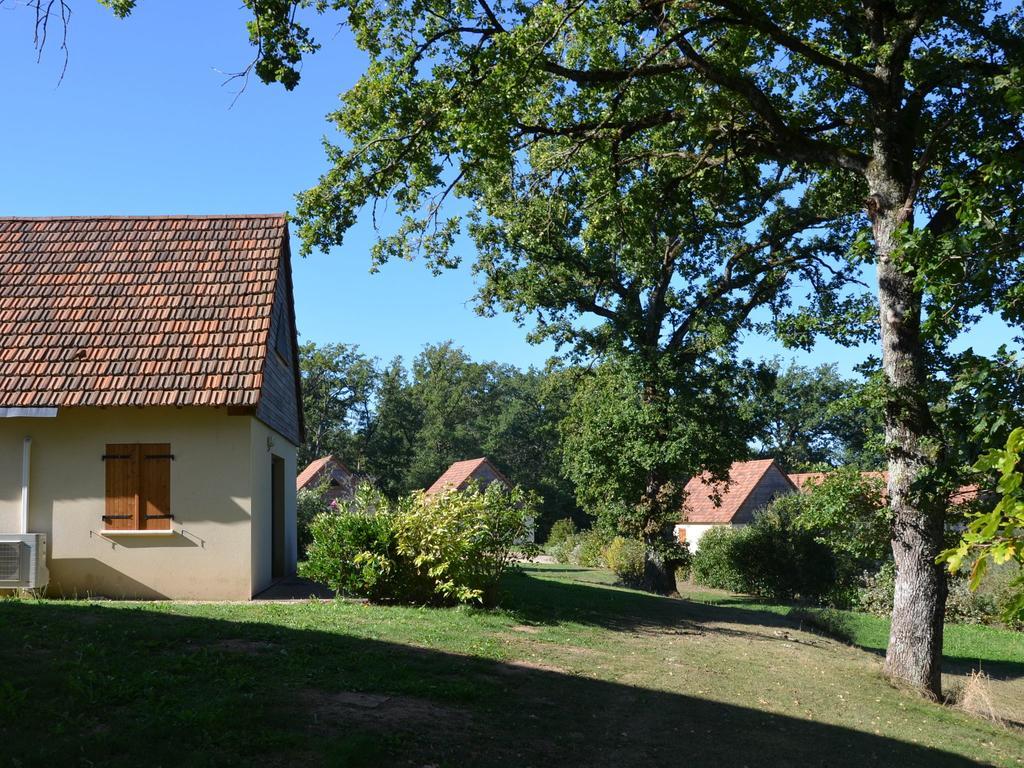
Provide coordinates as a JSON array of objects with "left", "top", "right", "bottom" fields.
[{"left": 1, "top": 1, "right": 1017, "bottom": 376}]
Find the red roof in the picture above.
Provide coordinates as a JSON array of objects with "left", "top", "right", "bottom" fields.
[
  {"left": 790, "top": 469, "right": 979, "bottom": 505},
  {"left": 787, "top": 472, "right": 828, "bottom": 491},
  {"left": 424, "top": 457, "right": 510, "bottom": 496},
  {"left": 0, "top": 214, "right": 288, "bottom": 408},
  {"left": 682, "top": 458, "right": 792, "bottom": 524},
  {"left": 296, "top": 455, "right": 355, "bottom": 492}
]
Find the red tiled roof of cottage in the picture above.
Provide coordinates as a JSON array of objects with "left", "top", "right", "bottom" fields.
[
  {"left": 787, "top": 472, "right": 828, "bottom": 491},
  {"left": 789, "top": 469, "right": 979, "bottom": 505},
  {"left": 296, "top": 455, "right": 354, "bottom": 492},
  {"left": 683, "top": 458, "right": 792, "bottom": 524},
  {"left": 0, "top": 214, "right": 288, "bottom": 408},
  {"left": 424, "top": 457, "right": 510, "bottom": 496}
]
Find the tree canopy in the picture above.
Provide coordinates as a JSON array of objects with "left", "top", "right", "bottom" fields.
[{"left": 79, "top": 0, "right": 1024, "bottom": 697}]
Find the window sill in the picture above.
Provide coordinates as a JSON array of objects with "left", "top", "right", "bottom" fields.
[{"left": 100, "top": 530, "right": 177, "bottom": 537}]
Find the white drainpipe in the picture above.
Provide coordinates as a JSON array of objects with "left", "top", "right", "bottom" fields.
[{"left": 21, "top": 437, "right": 31, "bottom": 534}]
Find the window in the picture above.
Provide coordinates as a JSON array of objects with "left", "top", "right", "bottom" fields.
[{"left": 103, "top": 444, "right": 172, "bottom": 530}]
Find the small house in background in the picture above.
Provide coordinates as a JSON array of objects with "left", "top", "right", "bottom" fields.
[
  {"left": 296, "top": 455, "right": 359, "bottom": 504},
  {"left": 424, "top": 457, "right": 511, "bottom": 496},
  {"left": 0, "top": 215, "right": 303, "bottom": 600},
  {"left": 675, "top": 458, "right": 796, "bottom": 551}
]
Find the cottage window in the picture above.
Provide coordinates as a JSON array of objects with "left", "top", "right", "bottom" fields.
[{"left": 103, "top": 444, "right": 172, "bottom": 530}]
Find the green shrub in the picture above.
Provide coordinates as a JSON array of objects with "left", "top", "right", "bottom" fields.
[
  {"left": 858, "top": 559, "right": 1024, "bottom": 627},
  {"left": 299, "top": 485, "right": 424, "bottom": 601},
  {"left": 545, "top": 518, "right": 578, "bottom": 549},
  {"left": 300, "top": 482, "right": 536, "bottom": 606},
  {"left": 856, "top": 561, "right": 896, "bottom": 617},
  {"left": 574, "top": 528, "right": 611, "bottom": 567},
  {"left": 946, "top": 578, "right": 999, "bottom": 625},
  {"left": 793, "top": 468, "right": 891, "bottom": 563},
  {"left": 296, "top": 485, "right": 329, "bottom": 558},
  {"left": 602, "top": 536, "right": 646, "bottom": 587},
  {"left": 691, "top": 526, "right": 746, "bottom": 592},
  {"left": 549, "top": 533, "right": 578, "bottom": 564},
  {"left": 691, "top": 506, "right": 838, "bottom": 602},
  {"left": 394, "top": 482, "right": 539, "bottom": 606}
]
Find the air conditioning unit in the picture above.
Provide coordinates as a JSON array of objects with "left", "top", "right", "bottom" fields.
[{"left": 0, "top": 533, "right": 49, "bottom": 590}]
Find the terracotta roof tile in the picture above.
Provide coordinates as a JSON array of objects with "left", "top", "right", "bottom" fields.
[
  {"left": 0, "top": 214, "right": 287, "bottom": 408},
  {"left": 424, "top": 457, "right": 510, "bottom": 496},
  {"left": 682, "top": 458, "right": 789, "bottom": 524},
  {"left": 789, "top": 469, "right": 979, "bottom": 505}
]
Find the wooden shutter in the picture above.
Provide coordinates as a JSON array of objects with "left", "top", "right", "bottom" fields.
[
  {"left": 105, "top": 444, "right": 139, "bottom": 530},
  {"left": 139, "top": 444, "right": 172, "bottom": 530}
]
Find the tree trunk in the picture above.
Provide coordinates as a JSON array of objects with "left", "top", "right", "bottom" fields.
[
  {"left": 868, "top": 171, "right": 947, "bottom": 699},
  {"left": 641, "top": 539, "right": 678, "bottom": 595}
]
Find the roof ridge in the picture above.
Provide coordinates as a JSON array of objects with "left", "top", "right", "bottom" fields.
[
  {"left": 720, "top": 458, "right": 781, "bottom": 515},
  {"left": 0, "top": 213, "right": 287, "bottom": 222}
]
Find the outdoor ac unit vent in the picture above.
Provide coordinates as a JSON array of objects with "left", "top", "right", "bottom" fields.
[{"left": 0, "top": 533, "right": 49, "bottom": 590}]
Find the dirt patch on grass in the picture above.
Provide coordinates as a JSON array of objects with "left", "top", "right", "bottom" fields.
[
  {"left": 302, "top": 689, "right": 472, "bottom": 732},
  {"left": 501, "top": 659, "right": 569, "bottom": 674},
  {"left": 510, "top": 624, "right": 542, "bottom": 634}
]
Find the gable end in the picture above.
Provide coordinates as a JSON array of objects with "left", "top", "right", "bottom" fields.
[{"left": 255, "top": 237, "right": 303, "bottom": 445}]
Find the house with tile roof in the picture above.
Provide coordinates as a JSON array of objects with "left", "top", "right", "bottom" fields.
[
  {"left": 675, "top": 458, "right": 796, "bottom": 551},
  {"left": 0, "top": 215, "right": 303, "bottom": 599},
  {"left": 297, "top": 455, "right": 359, "bottom": 503},
  {"left": 424, "top": 457, "right": 511, "bottom": 497}
]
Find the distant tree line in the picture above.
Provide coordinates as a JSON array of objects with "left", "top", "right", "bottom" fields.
[
  {"left": 298, "top": 340, "right": 582, "bottom": 537},
  {"left": 299, "top": 340, "right": 885, "bottom": 536}
]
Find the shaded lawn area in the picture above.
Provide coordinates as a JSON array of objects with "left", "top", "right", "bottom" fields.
[
  {"left": 669, "top": 577, "right": 1023, "bottom": 669},
  {"left": 0, "top": 566, "right": 1021, "bottom": 767}
]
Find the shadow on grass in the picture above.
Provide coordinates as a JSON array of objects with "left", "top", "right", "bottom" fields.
[
  {"left": 0, "top": 599, "right": 995, "bottom": 768},
  {"left": 508, "top": 566, "right": 803, "bottom": 639}
]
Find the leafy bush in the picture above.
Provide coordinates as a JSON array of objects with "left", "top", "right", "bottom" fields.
[
  {"left": 299, "top": 485, "right": 424, "bottom": 601},
  {"left": 690, "top": 526, "right": 746, "bottom": 592},
  {"left": 691, "top": 506, "right": 838, "bottom": 602},
  {"left": 858, "top": 559, "right": 1024, "bottom": 628},
  {"left": 301, "top": 481, "right": 536, "bottom": 606},
  {"left": 945, "top": 579, "right": 1000, "bottom": 625},
  {"left": 296, "top": 485, "right": 330, "bottom": 558},
  {"left": 793, "top": 468, "right": 890, "bottom": 563},
  {"left": 545, "top": 518, "right": 578, "bottom": 549},
  {"left": 394, "top": 482, "right": 538, "bottom": 606},
  {"left": 856, "top": 561, "right": 896, "bottom": 617},
  {"left": 549, "top": 533, "right": 578, "bottom": 564},
  {"left": 549, "top": 527, "right": 613, "bottom": 567},
  {"left": 602, "top": 537, "right": 646, "bottom": 587},
  {"left": 574, "top": 528, "right": 611, "bottom": 567}
]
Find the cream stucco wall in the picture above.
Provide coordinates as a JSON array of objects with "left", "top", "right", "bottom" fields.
[
  {"left": 673, "top": 523, "right": 746, "bottom": 552},
  {"left": 0, "top": 408, "right": 296, "bottom": 600}
]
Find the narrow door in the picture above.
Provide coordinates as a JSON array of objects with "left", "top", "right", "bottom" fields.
[{"left": 271, "top": 455, "right": 285, "bottom": 579}]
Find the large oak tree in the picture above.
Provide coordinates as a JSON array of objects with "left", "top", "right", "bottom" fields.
[{"left": 74, "top": 0, "right": 1024, "bottom": 697}]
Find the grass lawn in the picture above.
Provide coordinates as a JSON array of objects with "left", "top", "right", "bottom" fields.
[{"left": 0, "top": 565, "right": 1021, "bottom": 767}]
